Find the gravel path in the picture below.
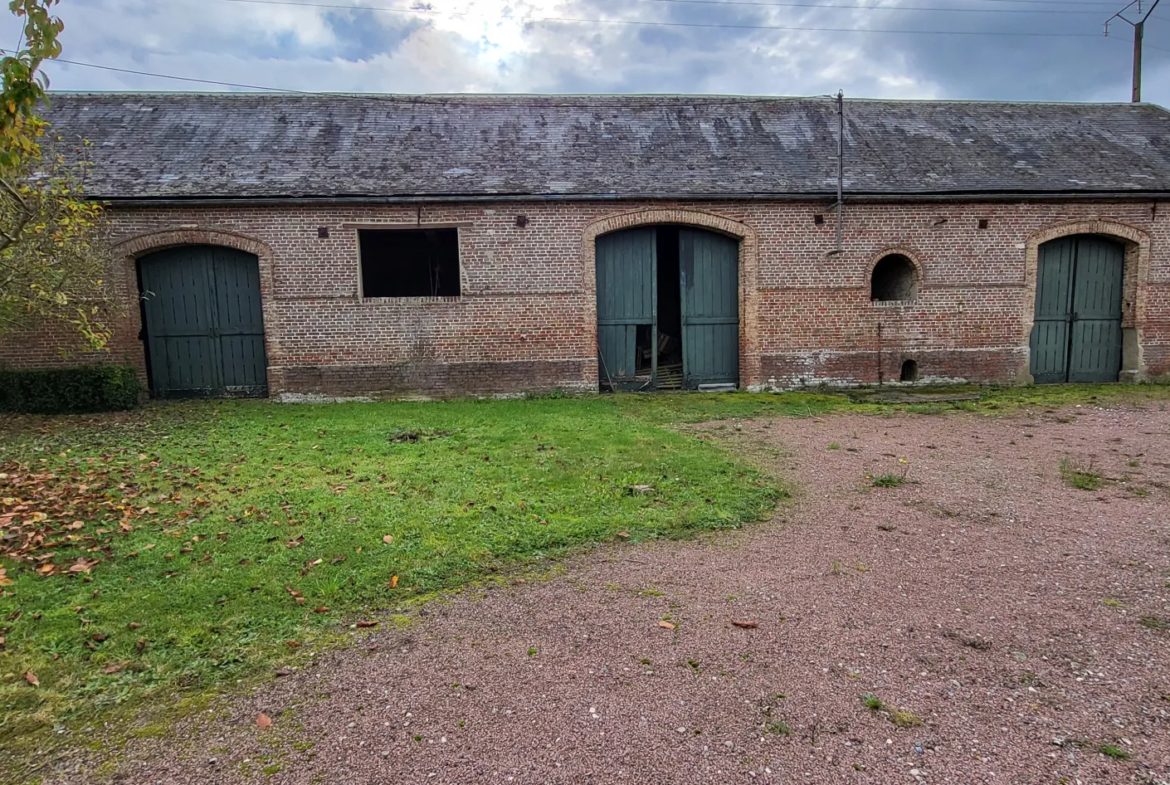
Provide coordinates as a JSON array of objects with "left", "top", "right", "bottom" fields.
[{"left": 58, "top": 406, "right": 1170, "bottom": 785}]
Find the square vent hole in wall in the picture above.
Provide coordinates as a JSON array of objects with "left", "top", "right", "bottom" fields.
[{"left": 359, "top": 228, "right": 460, "bottom": 297}]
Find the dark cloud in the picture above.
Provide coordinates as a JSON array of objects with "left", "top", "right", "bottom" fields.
[{"left": 1, "top": 0, "right": 1165, "bottom": 106}]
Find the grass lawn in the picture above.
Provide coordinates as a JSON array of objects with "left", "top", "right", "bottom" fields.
[{"left": 0, "top": 384, "right": 1167, "bottom": 780}]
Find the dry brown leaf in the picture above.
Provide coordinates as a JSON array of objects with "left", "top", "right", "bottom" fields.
[
  {"left": 382, "top": 535, "right": 394, "bottom": 544},
  {"left": 389, "top": 575, "right": 399, "bottom": 589},
  {"left": 617, "top": 531, "right": 630, "bottom": 539},
  {"left": 731, "top": 620, "right": 758, "bottom": 629},
  {"left": 295, "top": 597, "right": 306, "bottom": 605},
  {"left": 102, "top": 663, "right": 125, "bottom": 674},
  {"left": 657, "top": 621, "right": 676, "bottom": 630},
  {"left": 128, "top": 622, "right": 142, "bottom": 629},
  {"left": 23, "top": 670, "right": 39, "bottom": 687},
  {"left": 285, "top": 640, "right": 301, "bottom": 648},
  {"left": 355, "top": 620, "right": 379, "bottom": 628},
  {"left": 256, "top": 713, "right": 272, "bottom": 728},
  {"left": 313, "top": 606, "right": 329, "bottom": 613}
]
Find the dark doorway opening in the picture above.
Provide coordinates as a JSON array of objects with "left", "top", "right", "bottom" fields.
[
  {"left": 900, "top": 359, "right": 919, "bottom": 382},
  {"left": 655, "top": 228, "right": 684, "bottom": 389}
]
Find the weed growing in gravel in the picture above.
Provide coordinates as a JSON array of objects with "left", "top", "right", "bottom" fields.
[
  {"left": 1059, "top": 458, "right": 1104, "bottom": 491},
  {"left": 527, "top": 647, "right": 538, "bottom": 656},
  {"left": 1097, "top": 744, "right": 1130, "bottom": 760},
  {"left": 828, "top": 443, "right": 841, "bottom": 451},
  {"left": 860, "top": 693, "right": 923, "bottom": 727},
  {"left": 1139, "top": 616, "right": 1169, "bottom": 630},
  {"left": 1128, "top": 459, "right": 1141, "bottom": 468},
  {"left": 765, "top": 720, "right": 791, "bottom": 736},
  {"left": 889, "top": 708, "right": 924, "bottom": 728},
  {"left": 869, "top": 459, "right": 910, "bottom": 488}
]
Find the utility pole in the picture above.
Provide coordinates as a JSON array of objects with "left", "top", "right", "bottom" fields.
[{"left": 1105, "top": 0, "right": 1162, "bottom": 102}]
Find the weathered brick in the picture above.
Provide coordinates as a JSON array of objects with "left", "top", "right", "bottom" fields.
[{"left": 2, "top": 199, "right": 1166, "bottom": 396}]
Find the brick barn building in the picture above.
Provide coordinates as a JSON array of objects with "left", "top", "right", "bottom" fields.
[{"left": 3, "top": 93, "right": 1169, "bottom": 398}]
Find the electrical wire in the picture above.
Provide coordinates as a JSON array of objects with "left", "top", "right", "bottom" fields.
[{"left": 215, "top": 0, "right": 1126, "bottom": 15}]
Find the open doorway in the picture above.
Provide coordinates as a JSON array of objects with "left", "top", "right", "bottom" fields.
[
  {"left": 655, "top": 228, "right": 684, "bottom": 389},
  {"left": 595, "top": 224, "right": 739, "bottom": 391}
]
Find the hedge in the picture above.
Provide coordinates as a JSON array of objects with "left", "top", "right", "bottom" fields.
[{"left": 0, "top": 365, "right": 142, "bottom": 414}]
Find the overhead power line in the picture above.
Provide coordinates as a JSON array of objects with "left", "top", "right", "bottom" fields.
[{"left": 217, "top": 0, "right": 1123, "bottom": 15}]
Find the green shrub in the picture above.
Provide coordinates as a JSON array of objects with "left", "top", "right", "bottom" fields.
[{"left": 0, "top": 364, "right": 141, "bottom": 413}]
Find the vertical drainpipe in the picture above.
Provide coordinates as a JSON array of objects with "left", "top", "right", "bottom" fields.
[{"left": 835, "top": 90, "right": 844, "bottom": 255}]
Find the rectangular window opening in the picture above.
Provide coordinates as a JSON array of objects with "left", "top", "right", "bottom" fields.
[{"left": 359, "top": 228, "right": 461, "bottom": 298}]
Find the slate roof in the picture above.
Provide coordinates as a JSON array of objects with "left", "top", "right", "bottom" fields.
[{"left": 39, "top": 93, "right": 1170, "bottom": 201}]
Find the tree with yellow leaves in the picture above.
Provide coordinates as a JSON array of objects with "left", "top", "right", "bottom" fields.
[{"left": 0, "top": 0, "right": 115, "bottom": 351}]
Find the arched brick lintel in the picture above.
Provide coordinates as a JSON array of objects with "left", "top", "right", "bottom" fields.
[
  {"left": 580, "top": 207, "right": 762, "bottom": 389},
  {"left": 1022, "top": 218, "right": 1151, "bottom": 383},
  {"left": 114, "top": 226, "right": 274, "bottom": 262}
]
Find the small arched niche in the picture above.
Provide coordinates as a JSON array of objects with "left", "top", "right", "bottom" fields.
[{"left": 871, "top": 254, "right": 918, "bottom": 302}]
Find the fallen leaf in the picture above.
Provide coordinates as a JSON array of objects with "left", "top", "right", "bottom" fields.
[
  {"left": 285, "top": 640, "right": 301, "bottom": 648},
  {"left": 731, "top": 620, "right": 758, "bottom": 629},
  {"left": 102, "top": 663, "right": 125, "bottom": 674},
  {"left": 275, "top": 668, "right": 291, "bottom": 677},
  {"left": 295, "top": 597, "right": 306, "bottom": 605},
  {"left": 356, "top": 620, "right": 379, "bottom": 628},
  {"left": 330, "top": 556, "right": 346, "bottom": 565},
  {"left": 312, "top": 606, "right": 329, "bottom": 613},
  {"left": 617, "top": 531, "right": 630, "bottom": 539},
  {"left": 92, "top": 633, "right": 107, "bottom": 642},
  {"left": 68, "top": 558, "right": 98, "bottom": 573},
  {"left": 389, "top": 575, "right": 399, "bottom": 589},
  {"left": 23, "top": 670, "right": 38, "bottom": 687},
  {"left": 256, "top": 713, "right": 272, "bottom": 728},
  {"left": 657, "top": 621, "right": 676, "bottom": 630},
  {"left": 382, "top": 535, "right": 394, "bottom": 544},
  {"left": 128, "top": 622, "right": 142, "bottom": 629}
]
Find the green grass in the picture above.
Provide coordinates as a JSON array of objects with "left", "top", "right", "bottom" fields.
[
  {"left": 1059, "top": 457, "right": 1104, "bottom": 491},
  {"left": 1097, "top": 743, "right": 1130, "bottom": 760},
  {"left": 870, "top": 471, "right": 906, "bottom": 488},
  {"left": 1, "top": 383, "right": 1167, "bottom": 779},
  {"left": 0, "top": 395, "right": 782, "bottom": 778}
]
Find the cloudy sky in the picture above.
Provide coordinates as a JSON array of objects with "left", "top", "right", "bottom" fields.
[{"left": 1, "top": 0, "right": 1168, "bottom": 104}]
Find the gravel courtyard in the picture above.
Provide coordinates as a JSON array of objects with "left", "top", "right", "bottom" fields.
[{"left": 73, "top": 405, "right": 1170, "bottom": 785}]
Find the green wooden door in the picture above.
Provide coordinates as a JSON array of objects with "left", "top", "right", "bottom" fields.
[
  {"left": 1068, "top": 238, "right": 1124, "bottom": 382},
  {"left": 596, "top": 229, "right": 656, "bottom": 390},
  {"left": 680, "top": 229, "right": 739, "bottom": 389},
  {"left": 1030, "top": 236, "right": 1123, "bottom": 384},
  {"left": 139, "top": 246, "right": 268, "bottom": 398}
]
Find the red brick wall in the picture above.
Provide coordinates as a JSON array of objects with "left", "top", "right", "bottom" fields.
[{"left": 2, "top": 199, "right": 1166, "bottom": 397}]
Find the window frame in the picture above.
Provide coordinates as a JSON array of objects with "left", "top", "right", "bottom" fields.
[{"left": 352, "top": 224, "right": 464, "bottom": 302}]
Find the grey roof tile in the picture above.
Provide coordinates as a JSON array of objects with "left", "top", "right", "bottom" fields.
[{"left": 40, "top": 93, "right": 1170, "bottom": 199}]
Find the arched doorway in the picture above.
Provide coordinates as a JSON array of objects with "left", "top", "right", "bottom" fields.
[
  {"left": 138, "top": 245, "right": 268, "bottom": 398},
  {"left": 595, "top": 225, "right": 739, "bottom": 391},
  {"left": 1030, "top": 235, "right": 1124, "bottom": 383}
]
